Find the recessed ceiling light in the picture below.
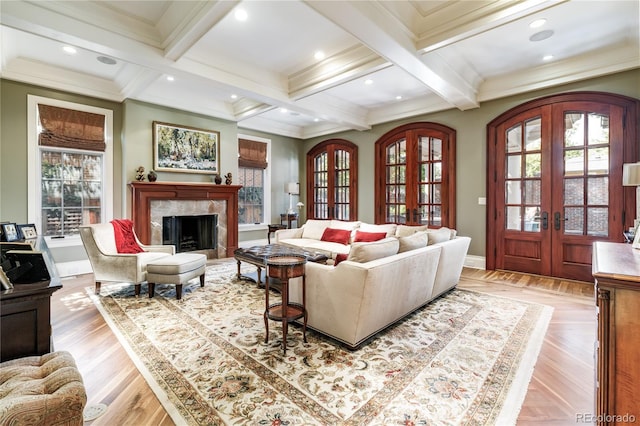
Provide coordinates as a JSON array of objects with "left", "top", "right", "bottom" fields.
[
  {"left": 96, "top": 56, "right": 117, "bottom": 65},
  {"left": 543, "top": 55, "right": 554, "bottom": 61},
  {"left": 166, "top": 75, "right": 175, "bottom": 82},
  {"left": 364, "top": 79, "right": 373, "bottom": 85},
  {"left": 314, "top": 51, "right": 325, "bottom": 60},
  {"left": 314, "top": 118, "right": 320, "bottom": 122},
  {"left": 529, "top": 18, "right": 547, "bottom": 29},
  {"left": 230, "top": 94, "right": 238, "bottom": 99},
  {"left": 396, "top": 95, "right": 402, "bottom": 100},
  {"left": 235, "top": 8, "right": 248, "bottom": 21},
  {"left": 529, "top": 30, "right": 554, "bottom": 42},
  {"left": 63, "top": 46, "right": 77, "bottom": 55},
  {"left": 280, "top": 108, "right": 288, "bottom": 113}
]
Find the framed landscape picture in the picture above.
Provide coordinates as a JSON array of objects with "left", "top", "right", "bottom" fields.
[{"left": 153, "top": 121, "right": 220, "bottom": 174}]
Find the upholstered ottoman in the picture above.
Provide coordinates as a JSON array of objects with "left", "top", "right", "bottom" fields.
[
  {"left": 0, "top": 351, "right": 87, "bottom": 426},
  {"left": 146, "top": 253, "right": 207, "bottom": 300}
]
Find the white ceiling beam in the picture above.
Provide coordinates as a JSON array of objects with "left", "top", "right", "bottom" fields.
[
  {"left": 161, "top": 1, "right": 238, "bottom": 61},
  {"left": 305, "top": 0, "right": 479, "bottom": 110}
]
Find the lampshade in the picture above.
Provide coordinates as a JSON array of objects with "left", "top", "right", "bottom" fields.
[
  {"left": 285, "top": 182, "right": 299, "bottom": 195},
  {"left": 623, "top": 162, "right": 640, "bottom": 186}
]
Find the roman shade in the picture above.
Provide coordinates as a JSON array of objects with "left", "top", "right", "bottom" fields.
[
  {"left": 38, "top": 104, "right": 106, "bottom": 152},
  {"left": 238, "top": 139, "right": 267, "bottom": 169}
]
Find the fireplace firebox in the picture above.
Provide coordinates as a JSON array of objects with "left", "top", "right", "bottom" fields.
[{"left": 163, "top": 214, "right": 218, "bottom": 253}]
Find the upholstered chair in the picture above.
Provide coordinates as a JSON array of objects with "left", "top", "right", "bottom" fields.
[
  {"left": 0, "top": 351, "right": 87, "bottom": 426},
  {"left": 79, "top": 223, "right": 175, "bottom": 295}
]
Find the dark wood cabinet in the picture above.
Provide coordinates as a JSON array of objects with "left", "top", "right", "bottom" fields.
[
  {"left": 592, "top": 242, "right": 640, "bottom": 424},
  {"left": 1, "top": 237, "right": 62, "bottom": 361}
]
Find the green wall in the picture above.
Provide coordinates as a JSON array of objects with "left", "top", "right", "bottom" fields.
[
  {"left": 0, "top": 79, "right": 123, "bottom": 222},
  {"left": 2, "top": 69, "right": 639, "bottom": 258},
  {"left": 302, "top": 69, "right": 640, "bottom": 257}
]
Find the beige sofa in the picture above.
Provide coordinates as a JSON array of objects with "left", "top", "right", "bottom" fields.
[{"left": 275, "top": 220, "right": 471, "bottom": 349}]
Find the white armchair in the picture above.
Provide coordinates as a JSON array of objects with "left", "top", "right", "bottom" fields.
[{"left": 79, "top": 223, "right": 175, "bottom": 295}]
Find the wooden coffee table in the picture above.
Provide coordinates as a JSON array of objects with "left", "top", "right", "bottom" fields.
[{"left": 233, "top": 244, "right": 328, "bottom": 284}]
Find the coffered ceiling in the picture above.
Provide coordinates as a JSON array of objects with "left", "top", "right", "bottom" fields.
[{"left": 1, "top": 0, "right": 638, "bottom": 139}]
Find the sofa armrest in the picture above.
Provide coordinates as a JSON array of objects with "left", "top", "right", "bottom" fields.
[
  {"left": 432, "top": 236, "right": 471, "bottom": 297},
  {"left": 139, "top": 244, "right": 176, "bottom": 255},
  {"left": 275, "top": 227, "right": 303, "bottom": 241}
]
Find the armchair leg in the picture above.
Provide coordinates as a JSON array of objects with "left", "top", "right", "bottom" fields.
[
  {"left": 149, "top": 283, "right": 155, "bottom": 298},
  {"left": 134, "top": 284, "right": 141, "bottom": 297},
  {"left": 199, "top": 274, "right": 205, "bottom": 287},
  {"left": 95, "top": 281, "right": 102, "bottom": 295}
]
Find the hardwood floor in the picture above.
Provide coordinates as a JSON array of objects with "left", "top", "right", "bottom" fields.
[{"left": 50, "top": 262, "right": 596, "bottom": 425}]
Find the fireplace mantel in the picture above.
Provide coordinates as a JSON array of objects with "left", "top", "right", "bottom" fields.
[{"left": 130, "top": 182, "right": 241, "bottom": 254}]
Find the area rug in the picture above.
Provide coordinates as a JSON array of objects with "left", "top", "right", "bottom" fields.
[{"left": 88, "top": 261, "right": 553, "bottom": 426}]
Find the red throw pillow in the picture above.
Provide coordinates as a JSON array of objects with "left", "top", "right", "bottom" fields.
[
  {"left": 334, "top": 253, "right": 348, "bottom": 266},
  {"left": 354, "top": 231, "right": 387, "bottom": 242},
  {"left": 111, "top": 219, "right": 144, "bottom": 254},
  {"left": 320, "top": 228, "right": 351, "bottom": 245}
]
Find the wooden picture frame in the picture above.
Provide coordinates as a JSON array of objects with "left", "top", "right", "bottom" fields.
[
  {"left": 153, "top": 121, "right": 220, "bottom": 174},
  {"left": 1, "top": 223, "right": 19, "bottom": 242},
  {"left": 17, "top": 224, "right": 38, "bottom": 239}
]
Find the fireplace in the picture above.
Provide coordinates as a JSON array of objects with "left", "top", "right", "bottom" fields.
[
  {"left": 163, "top": 214, "right": 218, "bottom": 253},
  {"left": 129, "top": 182, "right": 241, "bottom": 258}
]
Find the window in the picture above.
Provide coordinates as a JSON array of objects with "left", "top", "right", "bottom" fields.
[
  {"left": 237, "top": 136, "right": 270, "bottom": 225},
  {"left": 27, "top": 96, "right": 113, "bottom": 237},
  {"left": 375, "top": 122, "right": 456, "bottom": 227},
  {"left": 306, "top": 139, "right": 358, "bottom": 220}
]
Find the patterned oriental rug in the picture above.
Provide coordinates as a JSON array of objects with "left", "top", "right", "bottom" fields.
[{"left": 88, "top": 262, "right": 553, "bottom": 426}]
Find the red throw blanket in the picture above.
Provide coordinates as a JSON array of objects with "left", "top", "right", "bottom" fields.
[{"left": 111, "top": 219, "right": 144, "bottom": 254}]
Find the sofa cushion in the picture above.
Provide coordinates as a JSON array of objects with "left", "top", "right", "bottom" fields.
[
  {"left": 353, "top": 230, "right": 387, "bottom": 242},
  {"left": 334, "top": 253, "right": 348, "bottom": 266},
  {"left": 301, "top": 219, "right": 331, "bottom": 240},
  {"left": 329, "top": 220, "right": 361, "bottom": 231},
  {"left": 426, "top": 227, "right": 453, "bottom": 245},
  {"left": 395, "top": 224, "right": 429, "bottom": 237},
  {"left": 321, "top": 228, "right": 351, "bottom": 245},
  {"left": 358, "top": 223, "right": 397, "bottom": 237},
  {"left": 398, "top": 231, "right": 428, "bottom": 252},
  {"left": 347, "top": 237, "right": 399, "bottom": 263}
]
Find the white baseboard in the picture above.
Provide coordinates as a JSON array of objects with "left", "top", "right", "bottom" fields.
[
  {"left": 55, "top": 260, "right": 92, "bottom": 277},
  {"left": 464, "top": 255, "right": 486, "bottom": 269}
]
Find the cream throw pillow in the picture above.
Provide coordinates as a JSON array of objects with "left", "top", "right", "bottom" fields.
[
  {"left": 426, "top": 227, "right": 452, "bottom": 245},
  {"left": 302, "top": 219, "right": 331, "bottom": 240},
  {"left": 359, "top": 223, "right": 398, "bottom": 237},
  {"left": 347, "top": 237, "right": 399, "bottom": 263},
  {"left": 395, "top": 224, "right": 429, "bottom": 237},
  {"left": 398, "top": 231, "right": 428, "bottom": 252}
]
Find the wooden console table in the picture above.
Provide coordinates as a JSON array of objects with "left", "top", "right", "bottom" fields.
[{"left": 592, "top": 242, "right": 640, "bottom": 424}]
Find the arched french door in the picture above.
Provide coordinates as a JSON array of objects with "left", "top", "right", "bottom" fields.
[
  {"left": 487, "top": 92, "right": 639, "bottom": 282},
  {"left": 375, "top": 122, "right": 456, "bottom": 227},
  {"left": 306, "top": 139, "right": 358, "bottom": 220}
]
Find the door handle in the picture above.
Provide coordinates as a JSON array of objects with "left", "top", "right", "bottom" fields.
[
  {"left": 533, "top": 212, "right": 548, "bottom": 230},
  {"left": 554, "top": 212, "right": 567, "bottom": 231}
]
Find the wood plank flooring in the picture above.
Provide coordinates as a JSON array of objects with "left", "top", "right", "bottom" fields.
[{"left": 49, "top": 262, "right": 596, "bottom": 425}]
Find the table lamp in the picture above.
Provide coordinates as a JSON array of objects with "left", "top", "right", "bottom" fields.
[
  {"left": 285, "top": 182, "right": 299, "bottom": 214},
  {"left": 623, "top": 162, "right": 640, "bottom": 230}
]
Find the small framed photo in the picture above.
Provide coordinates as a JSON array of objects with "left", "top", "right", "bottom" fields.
[
  {"left": 17, "top": 224, "right": 38, "bottom": 239},
  {"left": 1, "top": 223, "right": 19, "bottom": 242}
]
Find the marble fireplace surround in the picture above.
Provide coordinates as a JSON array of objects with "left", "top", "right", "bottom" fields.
[{"left": 130, "top": 182, "right": 241, "bottom": 258}]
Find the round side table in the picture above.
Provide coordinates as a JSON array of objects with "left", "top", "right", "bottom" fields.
[{"left": 264, "top": 254, "right": 307, "bottom": 354}]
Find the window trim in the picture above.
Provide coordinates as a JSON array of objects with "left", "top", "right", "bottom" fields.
[
  {"left": 27, "top": 95, "right": 113, "bottom": 244},
  {"left": 237, "top": 133, "right": 271, "bottom": 232}
]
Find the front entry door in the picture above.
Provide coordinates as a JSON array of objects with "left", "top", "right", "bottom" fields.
[{"left": 489, "top": 93, "right": 637, "bottom": 282}]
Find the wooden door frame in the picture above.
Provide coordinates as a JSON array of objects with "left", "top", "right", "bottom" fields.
[
  {"left": 374, "top": 122, "right": 456, "bottom": 227},
  {"left": 305, "top": 138, "right": 358, "bottom": 220},
  {"left": 487, "top": 91, "right": 639, "bottom": 272}
]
